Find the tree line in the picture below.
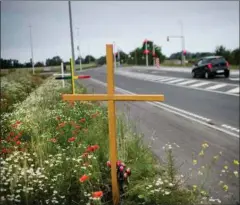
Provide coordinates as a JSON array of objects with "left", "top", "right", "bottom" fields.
[
  {"left": 0, "top": 55, "right": 96, "bottom": 69},
  {"left": 169, "top": 46, "right": 240, "bottom": 65},
  {"left": 1, "top": 44, "right": 239, "bottom": 69}
]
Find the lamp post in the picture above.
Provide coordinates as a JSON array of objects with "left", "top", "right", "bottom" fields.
[
  {"left": 76, "top": 28, "right": 82, "bottom": 70},
  {"left": 68, "top": 1, "right": 76, "bottom": 75},
  {"left": 29, "top": 25, "right": 35, "bottom": 74},
  {"left": 167, "top": 22, "right": 185, "bottom": 66}
]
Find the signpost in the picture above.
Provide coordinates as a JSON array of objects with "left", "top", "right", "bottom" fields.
[{"left": 61, "top": 44, "right": 165, "bottom": 205}]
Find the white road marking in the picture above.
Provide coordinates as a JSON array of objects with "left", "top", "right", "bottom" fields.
[
  {"left": 226, "top": 87, "right": 239, "bottom": 94},
  {"left": 115, "top": 71, "right": 239, "bottom": 97},
  {"left": 206, "top": 84, "right": 227, "bottom": 90},
  {"left": 190, "top": 82, "right": 211, "bottom": 88},
  {"left": 89, "top": 78, "right": 239, "bottom": 138},
  {"left": 221, "top": 124, "right": 239, "bottom": 133},
  {"left": 166, "top": 79, "right": 186, "bottom": 84},
  {"left": 229, "top": 78, "right": 239, "bottom": 81},
  {"left": 177, "top": 80, "right": 197, "bottom": 85},
  {"left": 159, "top": 77, "right": 176, "bottom": 82}
]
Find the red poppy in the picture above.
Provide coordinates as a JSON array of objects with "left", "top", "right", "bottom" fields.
[
  {"left": 57, "top": 122, "right": 65, "bottom": 129},
  {"left": 92, "top": 191, "right": 103, "bottom": 198},
  {"left": 75, "top": 125, "right": 81, "bottom": 130},
  {"left": 79, "top": 174, "right": 89, "bottom": 183},
  {"left": 68, "top": 137, "right": 76, "bottom": 142},
  {"left": 79, "top": 118, "right": 86, "bottom": 123},
  {"left": 16, "top": 141, "right": 21, "bottom": 145},
  {"left": 50, "top": 138, "right": 57, "bottom": 143},
  {"left": 1, "top": 148, "right": 9, "bottom": 154},
  {"left": 9, "top": 132, "right": 15, "bottom": 137},
  {"left": 86, "top": 145, "right": 99, "bottom": 153},
  {"left": 16, "top": 121, "right": 21, "bottom": 125}
]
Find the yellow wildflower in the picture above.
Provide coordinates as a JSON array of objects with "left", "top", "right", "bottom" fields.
[
  {"left": 219, "top": 181, "right": 223, "bottom": 185},
  {"left": 193, "top": 160, "right": 197, "bottom": 165},
  {"left": 213, "top": 155, "right": 219, "bottom": 160},
  {"left": 233, "top": 160, "right": 239, "bottom": 166},
  {"left": 198, "top": 150, "right": 204, "bottom": 156},
  {"left": 200, "top": 190, "right": 207, "bottom": 196},
  {"left": 233, "top": 171, "right": 238, "bottom": 178},
  {"left": 223, "top": 184, "right": 228, "bottom": 192},
  {"left": 202, "top": 142, "right": 209, "bottom": 149},
  {"left": 224, "top": 165, "right": 228, "bottom": 170},
  {"left": 192, "top": 185, "right": 197, "bottom": 191}
]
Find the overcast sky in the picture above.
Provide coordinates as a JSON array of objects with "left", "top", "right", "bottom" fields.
[{"left": 1, "top": 1, "right": 239, "bottom": 63}]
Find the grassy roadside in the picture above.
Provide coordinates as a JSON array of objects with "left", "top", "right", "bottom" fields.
[
  {"left": 1, "top": 77, "right": 238, "bottom": 204},
  {"left": 0, "top": 63, "right": 97, "bottom": 77},
  {"left": 0, "top": 70, "right": 47, "bottom": 115}
]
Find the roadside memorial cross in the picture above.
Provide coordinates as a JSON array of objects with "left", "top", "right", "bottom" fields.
[{"left": 61, "top": 44, "right": 165, "bottom": 205}]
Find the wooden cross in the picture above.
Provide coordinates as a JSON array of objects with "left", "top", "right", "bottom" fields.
[{"left": 62, "top": 44, "right": 165, "bottom": 205}]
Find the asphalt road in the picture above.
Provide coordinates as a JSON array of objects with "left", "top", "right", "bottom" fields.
[
  {"left": 76, "top": 67, "right": 239, "bottom": 203},
  {"left": 133, "top": 69, "right": 239, "bottom": 84}
]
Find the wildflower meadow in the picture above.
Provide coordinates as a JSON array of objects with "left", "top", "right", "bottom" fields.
[{"left": 0, "top": 71, "right": 239, "bottom": 205}]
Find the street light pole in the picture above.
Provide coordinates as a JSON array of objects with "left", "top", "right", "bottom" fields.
[
  {"left": 167, "top": 35, "right": 185, "bottom": 66},
  {"left": 145, "top": 40, "right": 148, "bottom": 67},
  {"left": 29, "top": 25, "right": 35, "bottom": 74},
  {"left": 179, "top": 21, "right": 185, "bottom": 66},
  {"left": 76, "top": 27, "right": 82, "bottom": 70},
  {"left": 68, "top": 1, "right": 76, "bottom": 75}
]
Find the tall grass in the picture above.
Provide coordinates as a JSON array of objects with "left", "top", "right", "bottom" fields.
[{"left": 1, "top": 77, "right": 237, "bottom": 205}]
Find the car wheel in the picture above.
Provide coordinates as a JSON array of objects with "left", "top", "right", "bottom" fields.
[
  {"left": 224, "top": 72, "right": 229, "bottom": 78},
  {"left": 205, "top": 71, "right": 210, "bottom": 79},
  {"left": 192, "top": 71, "right": 196, "bottom": 78}
]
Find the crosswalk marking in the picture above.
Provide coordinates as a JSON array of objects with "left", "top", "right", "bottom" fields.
[
  {"left": 167, "top": 79, "right": 186, "bottom": 84},
  {"left": 177, "top": 80, "right": 197, "bottom": 85},
  {"left": 115, "top": 71, "right": 239, "bottom": 96},
  {"left": 206, "top": 84, "right": 227, "bottom": 90},
  {"left": 190, "top": 82, "right": 210, "bottom": 88},
  {"left": 159, "top": 77, "right": 176, "bottom": 82},
  {"left": 226, "top": 87, "right": 239, "bottom": 94}
]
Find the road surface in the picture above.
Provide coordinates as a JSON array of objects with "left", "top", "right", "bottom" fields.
[{"left": 76, "top": 66, "right": 239, "bottom": 204}]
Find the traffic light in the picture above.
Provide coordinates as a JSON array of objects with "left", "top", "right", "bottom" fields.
[{"left": 183, "top": 50, "right": 187, "bottom": 56}]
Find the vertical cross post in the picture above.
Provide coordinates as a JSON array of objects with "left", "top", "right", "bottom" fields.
[{"left": 106, "top": 45, "right": 119, "bottom": 204}]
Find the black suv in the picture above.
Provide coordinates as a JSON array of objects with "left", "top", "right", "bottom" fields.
[{"left": 192, "top": 56, "right": 230, "bottom": 79}]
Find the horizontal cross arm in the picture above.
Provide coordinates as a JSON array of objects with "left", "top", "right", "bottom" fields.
[{"left": 62, "top": 94, "right": 165, "bottom": 101}]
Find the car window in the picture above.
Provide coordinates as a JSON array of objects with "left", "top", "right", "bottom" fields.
[
  {"left": 197, "top": 60, "right": 203, "bottom": 66},
  {"left": 210, "top": 57, "right": 226, "bottom": 64}
]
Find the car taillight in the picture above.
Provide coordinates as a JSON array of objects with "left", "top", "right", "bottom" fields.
[{"left": 207, "top": 63, "right": 212, "bottom": 69}]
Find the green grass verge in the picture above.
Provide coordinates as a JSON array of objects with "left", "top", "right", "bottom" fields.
[{"left": 1, "top": 77, "right": 234, "bottom": 205}]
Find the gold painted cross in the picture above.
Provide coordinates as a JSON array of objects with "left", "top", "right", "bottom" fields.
[{"left": 62, "top": 44, "right": 165, "bottom": 205}]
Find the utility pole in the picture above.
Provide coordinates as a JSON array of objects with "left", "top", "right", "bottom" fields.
[
  {"left": 145, "top": 40, "right": 148, "bottom": 67},
  {"left": 180, "top": 21, "right": 185, "bottom": 66},
  {"left": 29, "top": 25, "right": 35, "bottom": 74},
  {"left": 76, "top": 28, "right": 82, "bottom": 70},
  {"left": 68, "top": 1, "right": 76, "bottom": 75},
  {"left": 153, "top": 43, "right": 155, "bottom": 66},
  {"left": 135, "top": 49, "right": 137, "bottom": 65}
]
